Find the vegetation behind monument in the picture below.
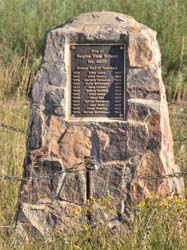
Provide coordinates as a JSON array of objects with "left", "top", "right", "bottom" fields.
[
  {"left": 0, "top": 0, "right": 187, "bottom": 100},
  {"left": 0, "top": 1, "right": 187, "bottom": 249}
]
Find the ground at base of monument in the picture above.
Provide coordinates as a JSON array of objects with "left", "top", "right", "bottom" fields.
[{"left": 0, "top": 99, "right": 187, "bottom": 249}]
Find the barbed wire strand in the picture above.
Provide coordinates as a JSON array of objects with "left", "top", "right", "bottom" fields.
[
  {"left": 0, "top": 122, "right": 26, "bottom": 134},
  {"left": 1, "top": 121, "right": 187, "bottom": 142},
  {"left": 1, "top": 121, "right": 187, "bottom": 229},
  {"left": 0, "top": 168, "right": 187, "bottom": 182}
]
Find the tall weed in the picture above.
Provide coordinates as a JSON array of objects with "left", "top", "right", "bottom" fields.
[{"left": 0, "top": 0, "right": 187, "bottom": 99}]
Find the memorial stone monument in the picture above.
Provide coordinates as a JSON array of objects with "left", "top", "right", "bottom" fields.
[{"left": 16, "top": 12, "right": 184, "bottom": 237}]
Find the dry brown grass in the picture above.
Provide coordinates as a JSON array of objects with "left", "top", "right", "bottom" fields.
[
  {"left": 169, "top": 102, "right": 187, "bottom": 172},
  {"left": 0, "top": 99, "right": 186, "bottom": 249},
  {"left": 0, "top": 44, "right": 35, "bottom": 99}
]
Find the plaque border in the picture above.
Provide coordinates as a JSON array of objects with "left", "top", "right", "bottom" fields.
[{"left": 68, "top": 43, "right": 127, "bottom": 121}]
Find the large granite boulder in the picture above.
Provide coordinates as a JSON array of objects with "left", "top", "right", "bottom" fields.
[{"left": 16, "top": 11, "right": 184, "bottom": 238}]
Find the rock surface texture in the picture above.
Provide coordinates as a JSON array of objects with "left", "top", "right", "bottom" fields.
[{"left": 16, "top": 12, "right": 184, "bottom": 238}]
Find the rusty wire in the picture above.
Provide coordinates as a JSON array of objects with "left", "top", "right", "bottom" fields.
[
  {"left": 1, "top": 121, "right": 187, "bottom": 142},
  {"left": 0, "top": 169, "right": 186, "bottom": 182},
  {"left": 0, "top": 122, "right": 26, "bottom": 134},
  {"left": 0, "top": 120, "right": 187, "bottom": 181}
]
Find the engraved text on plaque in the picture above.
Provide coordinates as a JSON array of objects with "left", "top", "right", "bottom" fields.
[{"left": 71, "top": 44, "right": 126, "bottom": 118}]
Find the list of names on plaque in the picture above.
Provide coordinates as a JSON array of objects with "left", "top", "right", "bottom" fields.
[{"left": 71, "top": 44, "right": 125, "bottom": 118}]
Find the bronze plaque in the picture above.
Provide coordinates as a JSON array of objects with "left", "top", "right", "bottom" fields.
[{"left": 71, "top": 44, "right": 126, "bottom": 118}]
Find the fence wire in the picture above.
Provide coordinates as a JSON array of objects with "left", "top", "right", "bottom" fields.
[
  {"left": 1, "top": 121, "right": 187, "bottom": 142},
  {"left": 0, "top": 122, "right": 26, "bottom": 134},
  {"left": 1, "top": 120, "right": 187, "bottom": 230},
  {"left": 0, "top": 120, "right": 187, "bottom": 181},
  {"left": 0, "top": 169, "right": 187, "bottom": 182}
]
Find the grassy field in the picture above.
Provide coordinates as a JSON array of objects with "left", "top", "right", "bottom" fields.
[
  {"left": 0, "top": 0, "right": 187, "bottom": 101},
  {"left": 0, "top": 100, "right": 187, "bottom": 249},
  {"left": 0, "top": 0, "right": 187, "bottom": 249}
]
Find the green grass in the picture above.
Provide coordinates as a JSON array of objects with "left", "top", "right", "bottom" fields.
[
  {"left": 0, "top": 0, "right": 187, "bottom": 99},
  {"left": 0, "top": 0, "right": 187, "bottom": 248},
  {"left": 170, "top": 102, "right": 187, "bottom": 172},
  {"left": 0, "top": 100, "right": 28, "bottom": 228},
  {"left": 0, "top": 99, "right": 186, "bottom": 250}
]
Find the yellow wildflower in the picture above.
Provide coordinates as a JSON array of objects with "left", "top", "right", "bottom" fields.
[{"left": 82, "top": 223, "right": 89, "bottom": 232}]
